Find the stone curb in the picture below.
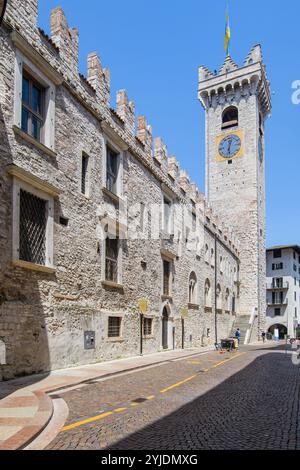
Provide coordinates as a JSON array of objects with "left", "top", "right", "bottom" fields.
[{"left": 0, "top": 347, "right": 214, "bottom": 450}]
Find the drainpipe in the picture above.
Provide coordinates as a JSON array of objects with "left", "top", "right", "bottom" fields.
[
  {"left": 214, "top": 233, "right": 218, "bottom": 344},
  {"left": 140, "top": 313, "right": 143, "bottom": 356}
]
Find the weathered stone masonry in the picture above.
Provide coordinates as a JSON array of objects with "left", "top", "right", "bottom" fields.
[{"left": 0, "top": 0, "right": 243, "bottom": 380}]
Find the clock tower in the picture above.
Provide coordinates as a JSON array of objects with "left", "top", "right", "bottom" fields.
[{"left": 198, "top": 45, "right": 272, "bottom": 338}]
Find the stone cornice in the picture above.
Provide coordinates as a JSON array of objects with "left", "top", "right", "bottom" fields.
[
  {"left": 6, "top": 164, "right": 61, "bottom": 196},
  {"left": 10, "top": 30, "right": 63, "bottom": 86}
]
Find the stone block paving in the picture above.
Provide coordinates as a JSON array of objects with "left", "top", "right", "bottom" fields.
[
  {"left": 0, "top": 346, "right": 212, "bottom": 449},
  {"left": 47, "top": 344, "right": 300, "bottom": 450}
]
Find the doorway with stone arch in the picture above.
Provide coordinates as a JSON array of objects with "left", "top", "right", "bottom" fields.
[{"left": 268, "top": 324, "right": 287, "bottom": 340}]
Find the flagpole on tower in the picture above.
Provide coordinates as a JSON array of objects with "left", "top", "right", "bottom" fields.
[{"left": 224, "top": 0, "right": 231, "bottom": 57}]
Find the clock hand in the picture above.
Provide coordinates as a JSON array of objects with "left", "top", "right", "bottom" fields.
[{"left": 227, "top": 138, "right": 232, "bottom": 155}]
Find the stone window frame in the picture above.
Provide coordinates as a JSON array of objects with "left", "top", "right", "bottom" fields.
[
  {"left": 221, "top": 106, "right": 239, "bottom": 130},
  {"left": 78, "top": 149, "right": 93, "bottom": 198},
  {"left": 188, "top": 271, "right": 198, "bottom": 305},
  {"left": 101, "top": 228, "right": 124, "bottom": 288},
  {"left": 204, "top": 278, "right": 212, "bottom": 308},
  {"left": 102, "top": 135, "right": 124, "bottom": 199},
  {"left": 161, "top": 255, "right": 173, "bottom": 298},
  {"left": 14, "top": 50, "right": 56, "bottom": 153},
  {"left": 161, "top": 192, "right": 174, "bottom": 236},
  {"left": 216, "top": 283, "right": 222, "bottom": 311},
  {"left": 105, "top": 312, "right": 125, "bottom": 342},
  {"left": 11, "top": 176, "right": 55, "bottom": 273},
  {"left": 143, "top": 316, "right": 154, "bottom": 338}
]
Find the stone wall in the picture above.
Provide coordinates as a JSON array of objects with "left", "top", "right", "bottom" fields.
[{"left": 0, "top": 1, "right": 239, "bottom": 380}]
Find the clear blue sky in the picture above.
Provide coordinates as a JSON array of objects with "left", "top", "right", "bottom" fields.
[{"left": 38, "top": 0, "right": 300, "bottom": 247}]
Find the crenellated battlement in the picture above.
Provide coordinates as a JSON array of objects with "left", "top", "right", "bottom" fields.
[
  {"left": 198, "top": 46, "right": 271, "bottom": 118},
  {"left": 2, "top": 0, "right": 241, "bottom": 257},
  {"left": 87, "top": 52, "right": 110, "bottom": 105},
  {"left": 50, "top": 7, "right": 78, "bottom": 76}
]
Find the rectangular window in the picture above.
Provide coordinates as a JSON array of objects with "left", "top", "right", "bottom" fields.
[
  {"left": 106, "top": 146, "right": 119, "bottom": 195},
  {"left": 108, "top": 317, "right": 121, "bottom": 338},
  {"left": 272, "top": 263, "right": 283, "bottom": 271},
  {"left": 21, "top": 73, "right": 44, "bottom": 142},
  {"left": 274, "top": 308, "right": 281, "bottom": 317},
  {"left": 105, "top": 238, "right": 119, "bottom": 283},
  {"left": 272, "top": 291, "right": 284, "bottom": 304},
  {"left": 273, "top": 249, "right": 282, "bottom": 259},
  {"left": 163, "top": 197, "right": 171, "bottom": 233},
  {"left": 81, "top": 153, "right": 89, "bottom": 195},
  {"left": 19, "top": 189, "right": 47, "bottom": 265},
  {"left": 294, "top": 264, "right": 297, "bottom": 272},
  {"left": 163, "top": 260, "right": 171, "bottom": 296},
  {"left": 273, "top": 278, "right": 283, "bottom": 288},
  {"left": 143, "top": 318, "right": 152, "bottom": 337}
]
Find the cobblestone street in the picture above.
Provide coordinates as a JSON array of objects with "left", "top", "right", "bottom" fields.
[{"left": 46, "top": 343, "right": 300, "bottom": 450}]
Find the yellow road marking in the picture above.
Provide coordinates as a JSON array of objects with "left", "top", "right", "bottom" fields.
[
  {"left": 188, "top": 360, "right": 202, "bottom": 365},
  {"left": 61, "top": 351, "right": 247, "bottom": 433},
  {"left": 212, "top": 352, "right": 245, "bottom": 368},
  {"left": 160, "top": 375, "right": 197, "bottom": 394},
  {"left": 61, "top": 411, "right": 113, "bottom": 432}
]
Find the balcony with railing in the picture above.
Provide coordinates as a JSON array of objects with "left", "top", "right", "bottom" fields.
[
  {"left": 267, "top": 281, "right": 289, "bottom": 290},
  {"left": 267, "top": 298, "right": 289, "bottom": 307}
]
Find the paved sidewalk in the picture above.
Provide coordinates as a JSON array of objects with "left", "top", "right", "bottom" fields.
[{"left": 0, "top": 346, "right": 215, "bottom": 450}]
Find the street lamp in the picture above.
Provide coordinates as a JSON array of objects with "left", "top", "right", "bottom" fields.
[{"left": 0, "top": 0, "right": 7, "bottom": 26}]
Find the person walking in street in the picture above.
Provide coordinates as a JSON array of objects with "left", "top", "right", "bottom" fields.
[
  {"left": 262, "top": 331, "right": 266, "bottom": 343},
  {"left": 235, "top": 328, "right": 241, "bottom": 347}
]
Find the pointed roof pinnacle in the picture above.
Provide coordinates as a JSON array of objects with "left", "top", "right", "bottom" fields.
[{"left": 219, "top": 55, "right": 239, "bottom": 75}]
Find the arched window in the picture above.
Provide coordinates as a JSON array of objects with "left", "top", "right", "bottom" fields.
[
  {"left": 222, "top": 106, "right": 238, "bottom": 130},
  {"left": 232, "top": 293, "right": 236, "bottom": 313},
  {"left": 189, "top": 272, "right": 197, "bottom": 304},
  {"left": 216, "top": 284, "right": 222, "bottom": 311},
  {"left": 204, "top": 279, "right": 211, "bottom": 308},
  {"left": 225, "top": 288, "right": 230, "bottom": 311},
  {"left": 211, "top": 248, "right": 215, "bottom": 267}
]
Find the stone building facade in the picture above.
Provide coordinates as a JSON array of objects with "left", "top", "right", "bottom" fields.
[{"left": 0, "top": 0, "right": 265, "bottom": 380}]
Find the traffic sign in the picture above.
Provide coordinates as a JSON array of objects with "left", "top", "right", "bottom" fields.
[{"left": 138, "top": 299, "right": 148, "bottom": 314}]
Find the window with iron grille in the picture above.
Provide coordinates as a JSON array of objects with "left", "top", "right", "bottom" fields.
[
  {"left": 143, "top": 318, "right": 152, "bottom": 336},
  {"left": 108, "top": 316, "right": 121, "bottom": 338},
  {"left": 105, "top": 238, "right": 118, "bottom": 283},
  {"left": 81, "top": 153, "right": 89, "bottom": 195},
  {"left": 19, "top": 189, "right": 47, "bottom": 265},
  {"left": 106, "top": 146, "right": 118, "bottom": 194},
  {"left": 163, "top": 260, "right": 170, "bottom": 296},
  {"left": 21, "top": 73, "right": 45, "bottom": 142}
]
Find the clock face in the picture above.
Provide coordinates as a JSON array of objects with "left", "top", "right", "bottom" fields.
[
  {"left": 258, "top": 136, "right": 264, "bottom": 163},
  {"left": 218, "top": 134, "right": 241, "bottom": 159}
]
